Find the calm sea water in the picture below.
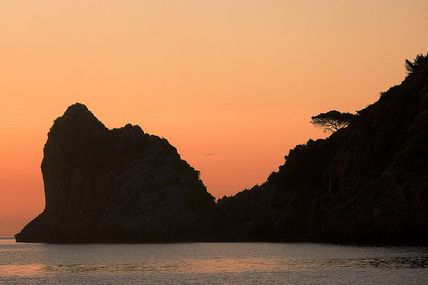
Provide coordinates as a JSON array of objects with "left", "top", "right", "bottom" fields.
[{"left": 1, "top": 237, "right": 427, "bottom": 285}]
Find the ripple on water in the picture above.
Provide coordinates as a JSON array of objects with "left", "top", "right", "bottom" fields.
[{"left": 0, "top": 240, "right": 428, "bottom": 285}]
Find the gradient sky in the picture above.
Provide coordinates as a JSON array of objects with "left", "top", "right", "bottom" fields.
[{"left": 1, "top": 0, "right": 427, "bottom": 236}]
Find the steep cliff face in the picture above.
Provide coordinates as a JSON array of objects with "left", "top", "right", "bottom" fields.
[
  {"left": 16, "top": 54, "right": 428, "bottom": 244},
  {"left": 217, "top": 54, "right": 428, "bottom": 244},
  {"left": 16, "top": 103, "right": 215, "bottom": 242}
]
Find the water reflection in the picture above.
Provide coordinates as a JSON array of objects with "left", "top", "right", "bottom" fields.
[
  {"left": 1, "top": 240, "right": 428, "bottom": 284},
  {"left": 2, "top": 256, "right": 428, "bottom": 278},
  {"left": 0, "top": 264, "right": 45, "bottom": 277}
]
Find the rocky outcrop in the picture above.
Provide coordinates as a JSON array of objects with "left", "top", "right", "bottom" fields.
[
  {"left": 217, "top": 53, "right": 428, "bottom": 244},
  {"left": 16, "top": 53, "right": 428, "bottom": 244},
  {"left": 15, "top": 103, "right": 215, "bottom": 242}
]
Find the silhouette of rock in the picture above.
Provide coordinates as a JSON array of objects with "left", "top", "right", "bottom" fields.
[
  {"left": 16, "top": 53, "right": 428, "bottom": 244},
  {"left": 217, "top": 53, "right": 428, "bottom": 244},
  {"left": 15, "top": 103, "right": 215, "bottom": 242}
]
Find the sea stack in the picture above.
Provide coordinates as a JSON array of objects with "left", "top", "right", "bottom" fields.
[{"left": 15, "top": 103, "right": 215, "bottom": 242}]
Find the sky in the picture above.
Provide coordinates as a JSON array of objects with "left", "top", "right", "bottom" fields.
[{"left": 1, "top": 0, "right": 427, "bottom": 236}]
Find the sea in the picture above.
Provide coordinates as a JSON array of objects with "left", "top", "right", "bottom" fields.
[{"left": 1, "top": 237, "right": 427, "bottom": 284}]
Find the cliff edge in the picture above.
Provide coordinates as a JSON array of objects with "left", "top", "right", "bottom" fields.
[
  {"left": 16, "top": 53, "right": 428, "bottom": 244},
  {"left": 15, "top": 103, "right": 215, "bottom": 242},
  {"left": 217, "top": 53, "right": 428, "bottom": 244}
]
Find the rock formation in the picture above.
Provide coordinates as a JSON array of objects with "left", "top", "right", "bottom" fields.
[
  {"left": 16, "top": 53, "right": 428, "bottom": 244},
  {"left": 217, "top": 53, "right": 428, "bottom": 244},
  {"left": 15, "top": 103, "right": 215, "bottom": 242}
]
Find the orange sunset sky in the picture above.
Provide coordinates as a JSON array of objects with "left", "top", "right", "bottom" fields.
[{"left": 1, "top": 1, "right": 427, "bottom": 236}]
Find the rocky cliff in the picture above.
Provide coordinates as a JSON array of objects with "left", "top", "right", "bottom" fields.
[
  {"left": 15, "top": 103, "right": 215, "bottom": 242},
  {"left": 16, "top": 53, "right": 428, "bottom": 244},
  {"left": 217, "top": 53, "right": 428, "bottom": 244}
]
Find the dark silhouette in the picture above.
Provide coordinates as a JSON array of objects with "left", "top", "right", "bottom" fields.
[
  {"left": 311, "top": 110, "right": 355, "bottom": 132},
  {"left": 15, "top": 103, "right": 215, "bottom": 243},
  {"left": 405, "top": 53, "right": 428, "bottom": 74},
  {"left": 217, "top": 53, "right": 428, "bottom": 244},
  {"left": 16, "top": 52, "right": 428, "bottom": 244}
]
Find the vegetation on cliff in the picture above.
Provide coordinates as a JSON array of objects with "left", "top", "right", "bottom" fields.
[
  {"left": 16, "top": 53, "right": 428, "bottom": 244},
  {"left": 217, "top": 53, "right": 428, "bottom": 244}
]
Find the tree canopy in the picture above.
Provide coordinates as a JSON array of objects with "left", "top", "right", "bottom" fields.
[
  {"left": 311, "top": 110, "right": 355, "bottom": 132},
  {"left": 405, "top": 53, "right": 428, "bottom": 75}
]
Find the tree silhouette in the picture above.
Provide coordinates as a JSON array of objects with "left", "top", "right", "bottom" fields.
[
  {"left": 405, "top": 53, "right": 428, "bottom": 75},
  {"left": 311, "top": 110, "right": 355, "bottom": 132}
]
